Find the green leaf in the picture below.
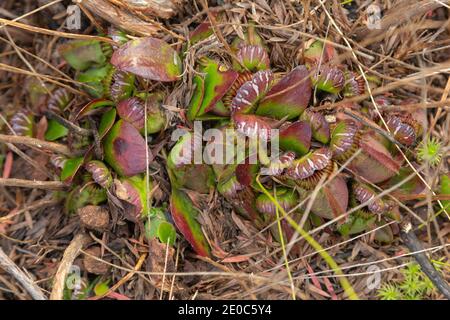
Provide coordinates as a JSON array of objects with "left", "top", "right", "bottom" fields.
[
  {"left": 93, "top": 280, "right": 110, "bottom": 296},
  {"left": 440, "top": 174, "right": 450, "bottom": 214},
  {"left": 45, "top": 119, "right": 68, "bottom": 141},
  {"left": 157, "top": 221, "right": 176, "bottom": 246},
  {"left": 74, "top": 99, "right": 115, "bottom": 120},
  {"left": 59, "top": 40, "right": 107, "bottom": 71},
  {"left": 170, "top": 188, "right": 210, "bottom": 256},
  {"left": 61, "top": 157, "right": 84, "bottom": 183},
  {"left": 98, "top": 108, "right": 117, "bottom": 139},
  {"left": 77, "top": 65, "right": 112, "bottom": 98}
]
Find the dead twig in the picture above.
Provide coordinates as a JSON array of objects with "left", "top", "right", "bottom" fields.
[
  {"left": 50, "top": 234, "right": 90, "bottom": 300},
  {"left": 400, "top": 222, "right": 450, "bottom": 299},
  {"left": 0, "top": 134, "right": 75, "bottom": 157},
  {"left": 0, "top": 247, "right": 47, "bottom": 300},
  {"left": 0, "top": 178, "right": 66, "bottom": 190}
]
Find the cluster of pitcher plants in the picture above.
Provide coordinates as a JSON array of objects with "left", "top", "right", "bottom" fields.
[{"left": 5, "top": 20, "right": 448, "bottom": 258}]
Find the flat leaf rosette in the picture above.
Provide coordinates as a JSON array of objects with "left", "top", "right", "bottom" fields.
[
  {"left": 170, "top": 188, "right": 210, "bottom": 257},
  {"left": 111, "top": 37, "right": 182, "bottom": 81},
  {"left": 256, "top": 65, "right": 312, "bottom": 120},
  {"left": 284, "top": 147, "right": 334, "bottom": 190},
  {"left": 103, "top": 119, "right": 150, "bottom": 177},
  {"left": 187, "top": 58, "right": 238, "bottom": 120}
]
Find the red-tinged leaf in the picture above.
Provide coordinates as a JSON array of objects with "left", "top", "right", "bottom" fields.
[
  {"left": 117, "top": 97, "right": 145, "bottom": 131},
  {"left": 256, "top": 65, "right": 312, "bottom": 120},
  {"left": 235, "top": 160, "right": 258, "bottom": 187},
  {"left": 279, "top": 121, "right": 312, "bottom": 156},
  {"left": 74, "top": 99, "right": 114, "bottom": 120},
  {"left": 189, "top": 19, "right": 214, "bottom": 44},
  {"left": 231, "top": 70, "right": 273, "bottom": 114},
  {"left": 236, "top": 45, "right": 270, "bottom": 72},
  {"left": 114, "top": 175, "right": 149, "bottom": 220},
  {"left": 98, "top": 108, "right": 117, "bottom": 139},
  {"left": 61, "top": 156, "right": 84, "bottom": 183},
  {"left": 103, "top": 120, "right": 150, "bottom": 177},
  {"left": 350, "top": 134, "right": 400, "bottom": 183},
  {"left": 303, "top": 40, "right": 336, "bottom": 66},
  {"left": 111, "top": 37, "right": 182, "bottom": 81},
  {"left": 233, "top": 113, "right": 273, "bottom": 140},
  {"left": 196, "top": 59, "right": 238, "bottom": 117},
  {"left": 309, "top": 176, "right": 348, "bottom": 219},
  {"left": 170, "top": 188, "right": 210, "bottom": 257}
]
